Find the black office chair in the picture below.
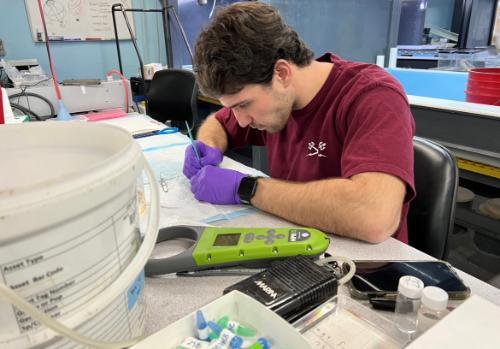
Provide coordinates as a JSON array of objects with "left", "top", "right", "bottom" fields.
[
  {"left": 407, "top": 137, "right": 458, "bottom": 260},
  {"left": 146, "top": 69, "right": 199, "bottom": 130}
]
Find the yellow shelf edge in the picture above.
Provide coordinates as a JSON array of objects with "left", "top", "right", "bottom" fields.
[{"left": 457, "top": 158, "right": 500, "bottom": 179}]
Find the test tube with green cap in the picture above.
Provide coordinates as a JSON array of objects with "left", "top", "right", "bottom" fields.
[
  {"left": 207, "top": 322, "right": 243, "bottom": 349},
  {"left": 248, "top": 337, "right": 270, "bottom": 349},
  {"left": 216, "top": 315, "right": 257, "bottom": 337}
]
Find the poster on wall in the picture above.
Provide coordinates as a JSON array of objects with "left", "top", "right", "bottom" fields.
[{"left": 24, "top": 0, "right": 135, "bottom": 42}]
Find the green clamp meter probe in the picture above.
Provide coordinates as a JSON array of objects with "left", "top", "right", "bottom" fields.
[{"left": 145, "top": 226, "right": 330, "bottom": 276}]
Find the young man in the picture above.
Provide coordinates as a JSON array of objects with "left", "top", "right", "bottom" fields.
[{"left": 184, "top": 2, "right": 415, "bottom": 244}]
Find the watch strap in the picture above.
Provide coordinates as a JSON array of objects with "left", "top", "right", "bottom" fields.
[{"left": 238, "top": 176, "right": 261, "bottom": 205}]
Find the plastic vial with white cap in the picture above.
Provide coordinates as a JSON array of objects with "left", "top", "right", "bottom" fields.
[
  {"left": 394, "top": 275, "right": 424, "bottom": 335},
  {"left": 416, "top": 286, "right": 449, "bottom": 334}
]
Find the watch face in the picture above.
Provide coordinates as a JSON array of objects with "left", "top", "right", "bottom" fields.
[{"left": 238, "top": 176, "right": 258, "bottom": 204}]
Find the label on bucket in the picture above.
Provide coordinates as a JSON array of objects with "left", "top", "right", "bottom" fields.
[
  {"left": 0, "top": 186, "right": 141, "bottom": 342},
  {"left": 128, "top": 270, "right": 145, "bottom": 310}
]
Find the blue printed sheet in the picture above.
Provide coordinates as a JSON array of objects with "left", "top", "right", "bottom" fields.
[{"left": 136, "top": 133, "right": 264, "bottom": 227}]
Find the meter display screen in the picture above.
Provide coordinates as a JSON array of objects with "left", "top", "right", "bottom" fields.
[{"left": 213, "top": 233, "right": 241, "bottom": 246}]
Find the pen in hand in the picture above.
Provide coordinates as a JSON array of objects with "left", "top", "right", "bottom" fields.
[{"left": 185, "top": 120, "right": 201, "bottom": 165}]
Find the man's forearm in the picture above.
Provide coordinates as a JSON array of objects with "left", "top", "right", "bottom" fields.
[
  {"left": 196, "top": 114, "right": 228, "bottom": 152},
  {"left": 251, "top": 173, "right": 405, "bottom": 243}
]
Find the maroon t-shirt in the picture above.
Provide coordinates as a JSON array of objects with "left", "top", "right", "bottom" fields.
[{"left": 215, "top": 53, "right": 415, "bottom": 243}]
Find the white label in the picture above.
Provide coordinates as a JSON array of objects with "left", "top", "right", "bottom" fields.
[
  {"left": 180, "top": 337, "right": 209, "bottom": 349},
  {"left": 0, "top": 185, "right": 140, "bottom": 341}
]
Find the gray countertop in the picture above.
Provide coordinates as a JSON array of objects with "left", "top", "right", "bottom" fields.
[{"left": 143, "top": 212, "right": 500, "bottom": 336}]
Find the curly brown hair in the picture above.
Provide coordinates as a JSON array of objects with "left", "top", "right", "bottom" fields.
[{"left": 193, "top": 2, "right": 314, "bottom": 98}]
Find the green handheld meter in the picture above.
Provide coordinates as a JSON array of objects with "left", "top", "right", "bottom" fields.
[{"left": 145, "top": 226, "right": 330, "bottom": 276}]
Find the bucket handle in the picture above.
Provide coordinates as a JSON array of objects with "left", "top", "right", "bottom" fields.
[{"left": 0, "top": 158, "right": 160, "bottom": 349}]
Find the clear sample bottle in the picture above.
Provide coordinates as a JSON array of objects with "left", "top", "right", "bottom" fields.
[
  {"left": 394, "top": 275, "right": 424, "bottom": 335},
  {"left": 417, "top": 286, "right": 449, "bottom": 334}
]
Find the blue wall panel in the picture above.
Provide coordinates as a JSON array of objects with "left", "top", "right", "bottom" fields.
[
  {"left": 266, "top": 0, "right": 398, "bottom": 63},
  {"left": 0, "top": 0, "right": 242, "bottom": 80},
  {"left": 0, "top": 0, "right": 166, "bottom": 80},
  {"left": 176, "top": 0, "right": 242, "bottom": 67},
  {"left": 388, "top": 68, "right": 468, "bottom": 101}
]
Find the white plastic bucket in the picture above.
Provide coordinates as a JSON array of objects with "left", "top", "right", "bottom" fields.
[{"left": 0, "top": 122, "right": 159, "bottom": 348}]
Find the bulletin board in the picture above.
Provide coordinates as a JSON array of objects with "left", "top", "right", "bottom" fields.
[{"left": 25, "top": 0, "right": 135, "bottom": 42}]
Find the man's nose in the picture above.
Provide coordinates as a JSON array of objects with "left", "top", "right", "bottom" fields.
[{"left": 233, "top": 110, "right": 252, "bottom": 128}]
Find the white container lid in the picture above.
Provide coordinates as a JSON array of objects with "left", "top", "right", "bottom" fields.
[
  {"left": 456, "top": 186, "right": 475, "bottom": 203},
  {"left": 398, "top": 276, "right": 424, "bottom": 298},
  {"left": 421, "top": 286, "right": 449, "bottom": 311}
]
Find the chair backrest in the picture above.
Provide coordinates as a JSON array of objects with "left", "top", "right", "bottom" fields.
[
  {"left": 146, "top": 69, "right": 198, "bottom": 127},
  {"left": 408, "top": 137, "right": 458, "bottom": 259}
]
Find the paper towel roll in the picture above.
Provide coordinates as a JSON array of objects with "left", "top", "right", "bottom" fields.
[
  {"left": 143, "top": 63, "right": 164, "bottom": 80},
  {"left": 1, "top": 87, "right": 14, "bottom": 122},
  {"left": 388, "top": 47, "right": 398, "bottom": 68},
  {"left": 376, "top": 55, "right": 385, "bottom": 68}
]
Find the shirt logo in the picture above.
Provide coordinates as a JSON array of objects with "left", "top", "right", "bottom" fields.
[{"left": 307, "top": 141, "right": 327, "bottom": 157}]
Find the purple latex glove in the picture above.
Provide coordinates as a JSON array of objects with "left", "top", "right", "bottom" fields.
[
  {"left": 190, "top": 166, "right": 247, "bottom": 205},
  {"left": 183, "top": 141, "right": 224, "bottom": 179}
]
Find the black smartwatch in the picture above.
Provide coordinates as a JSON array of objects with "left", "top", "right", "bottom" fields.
[{"left": 238, "top": 176, "right": 261, "bottom": 205}]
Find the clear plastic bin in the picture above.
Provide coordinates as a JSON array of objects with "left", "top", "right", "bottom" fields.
[
  {"left": 133, "top": 293, "right": 411, "bottom": 348},
  {"left": 294, "top": 295, "right": 409, "bottom": 349},
  {"left": 0, "top": 60, "right": 49, "bottom": 87},
  {"left": 437, "top": 50, "right": 456, "bottom": 70},
  {"left": 437, "top": 49, "right": 500, "bottom": 71},
  {"left": 0, "top": 59, "right": 23, "bottom": 87}
]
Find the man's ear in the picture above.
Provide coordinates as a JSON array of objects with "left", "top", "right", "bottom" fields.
[{"left": 273, "top": 59, "right": 293, "bottom": 87}]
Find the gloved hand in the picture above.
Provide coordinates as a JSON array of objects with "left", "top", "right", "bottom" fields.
[
  {"left": 190, "top": 166, "right": 247, "bottom": 205},
  {"left": 183, "top": 141, "right": 224, "bottom": 179}
]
